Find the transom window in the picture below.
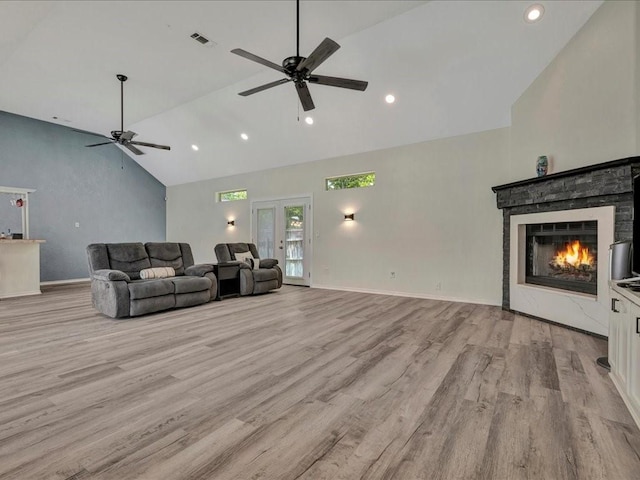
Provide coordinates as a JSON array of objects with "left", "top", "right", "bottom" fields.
[
  {"left": 325, "top": 172, "right": 375, "bottom": 191},
  {"left": 217, "top": 189, "right": 247, "bottom": 202}
]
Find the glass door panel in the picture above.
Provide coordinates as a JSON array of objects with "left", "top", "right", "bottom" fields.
[
  {"left": 256, "top": 207, "right": 275, "bottom": 259},
  {"left": 284, "top": 205, "right": 304, "bottom": 278}
]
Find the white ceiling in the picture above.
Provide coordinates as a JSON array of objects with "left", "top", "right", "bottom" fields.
[{"left": 0, "top": 1, "right": 602, "bottom": 186}]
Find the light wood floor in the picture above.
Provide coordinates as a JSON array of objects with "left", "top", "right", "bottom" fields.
[{"left": 1, "top": 284, "right": 639, "bottom": 479}]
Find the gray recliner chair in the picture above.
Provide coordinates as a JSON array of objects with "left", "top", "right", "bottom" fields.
[{"left": 214, "top": 243, "right": 282, "bottom": 295}]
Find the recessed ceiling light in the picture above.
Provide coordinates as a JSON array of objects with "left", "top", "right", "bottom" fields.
[
  {"left": 240, "top": 133, "right": 249, "bottom": 141},
  {"left": 305, "top": 116, "right": 314, "bottom": 125},
  {"left": 524, "top": 4, "right": 544, "bottom": 23},
  {"left": 385, "top": 94, "right": 396, "bottom": 104},
  {"left": 191, "top": 144, "right": 199, "bottom": 151}
]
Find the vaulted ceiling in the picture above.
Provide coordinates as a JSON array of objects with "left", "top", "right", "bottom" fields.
[{"left": 0, "top": 1, "right": 602, "bottom": 186}]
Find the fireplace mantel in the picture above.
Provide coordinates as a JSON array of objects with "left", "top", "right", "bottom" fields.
[{"left": 492, "top": 157, "right": 640, "bottom": 334}]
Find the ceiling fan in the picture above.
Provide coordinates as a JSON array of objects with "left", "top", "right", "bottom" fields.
[
  {"left": 79, "top": 74, "right": 170, "bottom": 156},
  {"left": 231, "top": 0, "right": 368, "bottom": 111}
]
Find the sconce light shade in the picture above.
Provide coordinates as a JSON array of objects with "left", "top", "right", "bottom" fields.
[
  {"left": 227, "top": 220, "right": 235, "bottom": 226},
  {"left": 344, "top": 213, "right": 355, "bottom": 221}
]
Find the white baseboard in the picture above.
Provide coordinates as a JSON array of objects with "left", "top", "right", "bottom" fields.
[
  {"left": 0, "top": 290, "right": 42, "bottom": 299},
  {"left": 311, "top": 283, "right": 499, "bottom": 307},
  {"left": 41, "top": 277, "right": 90, "bottom": 286}
]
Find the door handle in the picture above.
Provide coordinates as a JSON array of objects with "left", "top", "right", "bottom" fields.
[
  {"left": 637, "top": 317, "right": 640, "bottom": 335},
  {"left": 611, "top": 298, "right": 619, "bottom": 313}
]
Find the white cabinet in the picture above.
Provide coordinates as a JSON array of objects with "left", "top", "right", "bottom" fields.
[
  {"left": 609, "top": 290, "right": 630, "bottom": 384},
  {"left": 0, "top": 239, "right": 45, "bottom": 298},
  {"left": 628, "top": 303, "right": 640, "bottom": 418},
  {"left": 609, "top": 285, "right": 640, "bottom": 428}
]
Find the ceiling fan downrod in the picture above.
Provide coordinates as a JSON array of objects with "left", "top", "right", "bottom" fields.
[{"left": 116, "top": 74, "right": 128, "bottom": 134}]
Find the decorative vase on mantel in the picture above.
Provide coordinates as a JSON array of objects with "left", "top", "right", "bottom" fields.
[{"left": 536, "top": 155, "right": 549, "bottom": 177}]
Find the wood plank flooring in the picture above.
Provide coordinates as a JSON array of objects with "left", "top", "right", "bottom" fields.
[{"left": 0, "top": 284, "right": 639, "bottom": 479}]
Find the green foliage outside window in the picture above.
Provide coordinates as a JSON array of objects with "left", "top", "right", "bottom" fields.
[
  {"left": 218, "top": 190, "right": 247, "bottom": 202},
  {"left": 325, "top": 172, "right": 375, "bottom": 191}
]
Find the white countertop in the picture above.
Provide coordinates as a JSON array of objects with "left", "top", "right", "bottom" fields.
[{"left": 0, "top": 239, "right": 45, "bottom": 244}]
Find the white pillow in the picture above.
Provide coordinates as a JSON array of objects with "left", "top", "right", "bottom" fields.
[
  {"left": 139, "top": 266, "right": 176, "bottom": 279},
  {"left": 235, "top": 251, "right": 259, "bottom": 270}
]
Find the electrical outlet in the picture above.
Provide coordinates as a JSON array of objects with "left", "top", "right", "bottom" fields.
[
  {"left": 390, "top": 271, "right": 396, "bottom": 279},
  {"left": 436, "top": 282, "right": 442, "bottom": 291},
  {"left": 75, "top": 222, "right": 80, "bottom": 228}
]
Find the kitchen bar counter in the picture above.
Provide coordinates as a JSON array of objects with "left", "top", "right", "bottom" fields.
[{"left": 0, "top": 239, "right": 45, "bottom": 298}]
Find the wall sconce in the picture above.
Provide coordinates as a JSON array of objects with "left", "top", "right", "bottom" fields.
[
  {"left": 344, "top": 213, "right": 355, "bottom": 221},
  {"left": 227, "top": 220, "right": 235, "bottom": 227}
]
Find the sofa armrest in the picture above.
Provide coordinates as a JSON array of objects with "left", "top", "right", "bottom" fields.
[
  {"left": 259, "top": 258, "right": 278, "bottom": 269},
  {"left": 218, "top": 261, "right": 250, "bottom": 270},
  {"left": 92, "top": 269, "right": 131, "bottom": 282},
  {"left": 185, "top": 264, "right": 215, "bottom": 277}
]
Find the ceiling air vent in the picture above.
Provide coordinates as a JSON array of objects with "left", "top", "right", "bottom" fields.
[{"left": 190, "top": 32, "right": 216, "bottom": 47}]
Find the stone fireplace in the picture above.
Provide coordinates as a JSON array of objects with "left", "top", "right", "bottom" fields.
[{"left": 493, "top": 157, "right": 640, "bottom": 336}]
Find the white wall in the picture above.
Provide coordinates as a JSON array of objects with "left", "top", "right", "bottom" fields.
[
  {"left": 510, "top": 0, "right": 638, "bottom": 180},
  {"left": 168, "top": 127, "right": 510, "bottom": 306}
]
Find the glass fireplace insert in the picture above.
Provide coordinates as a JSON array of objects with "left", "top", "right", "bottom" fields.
[{"left": 525, "top": 220, "right": 597, "bottom": 295}]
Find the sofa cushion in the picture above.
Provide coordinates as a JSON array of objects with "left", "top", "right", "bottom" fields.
[
  {"left": 140, "top": 267, "right": 175, "bottom": 279},
  {"left": 253, "top": 268, "right": 279, "bottom": 282},
  {"left": 235, "top": 251, "right": 257, "bottom": 269},
  {"left": 175, "top": 290, "right": 211, "bottom": 308},
  {"left": 128, "top": 279, "right": 174, "bottom": 300},
  {"left": 171, "top": 276, "right": 211, "bottom": 294},
  {"left": 229, "top": 243, "right": 251, "bottom": 258},
  {"left": 130, "top": 295, "right": 175, "bottom": 317},
  {"left": 87, "top": 244, "right": 111, "bottom": 272},
  {"left": 107, "top": 243, "right": 151, "bottom": 280},
  {"left": 146, "top": 243, "right": 186, "bottom": 275}
]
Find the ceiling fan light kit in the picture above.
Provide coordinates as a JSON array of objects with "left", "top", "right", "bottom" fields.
[
  {"left": 231, "top": 0, "right": 368, "bottom": 112},
  {"left": 79, "top": 74, "right": 171, "bottom": 156}
]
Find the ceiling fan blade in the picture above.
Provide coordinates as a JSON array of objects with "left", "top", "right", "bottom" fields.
[
  {"left": 308, "top": 75, "right": 368, "bottom": 91},
  {"left": 124, "top": 143, "right": 144, "bottom": 155},
  {"left": 296, "top": 38, "right": 340, "bottom": 74},
  {"left": 295, "top": 82, "right": 315, "bottom": 112},
  {"left": 130, "top": 140, "right": 171, "bottom": 151},
  {"left": 85, "top": 141, "right": 115, "bottom": 147},
  {"left": 238, "top": 78, "right": 291, "bottom": 96},
  {"left": 120, "top": 130, "right": 137, "bottom": 142},
  {"left": 231, "top": 49, "right": 286, "bottom": 73}
]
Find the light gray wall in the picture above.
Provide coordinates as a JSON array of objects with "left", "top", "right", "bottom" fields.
[
  {"left": 510, "top": 0, "right": 638, "bottom": 180},
  {"left": 168, "top": 128, "right": 510, "bottom": 306},
  {"left": 0, "top": 111, "right": 166, "bottom": 281}
]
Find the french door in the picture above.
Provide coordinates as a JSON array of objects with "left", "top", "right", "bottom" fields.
[{"left": 251, "top": 197, "right": 311, "bottom": 286}]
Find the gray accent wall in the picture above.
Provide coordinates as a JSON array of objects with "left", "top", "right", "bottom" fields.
[{"left": 0, "top": 111, "right": 166, "bottom": 281}]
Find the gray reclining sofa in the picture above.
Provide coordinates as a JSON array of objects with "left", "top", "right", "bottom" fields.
[
  {"left": 87, "top": 242, "right": 217, "bottom": 318},
  {"left": 214, "top": 242, "right": 282, "bottom": 295}
]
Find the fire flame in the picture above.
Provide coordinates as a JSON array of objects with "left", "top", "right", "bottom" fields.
[{"left": 551, "top": 240, "right": 595, "bottom": 268}]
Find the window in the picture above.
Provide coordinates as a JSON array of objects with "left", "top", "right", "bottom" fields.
[
  {"left": 325, "top": 172, "right": 375, "bottom": 191},
  {"left": 217, "top": 189, "right": 247, "bottom": 202}
]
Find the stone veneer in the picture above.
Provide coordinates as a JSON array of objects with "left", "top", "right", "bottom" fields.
[{"left": 492, "top": 157, "right": 640, "bottom": 310}]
